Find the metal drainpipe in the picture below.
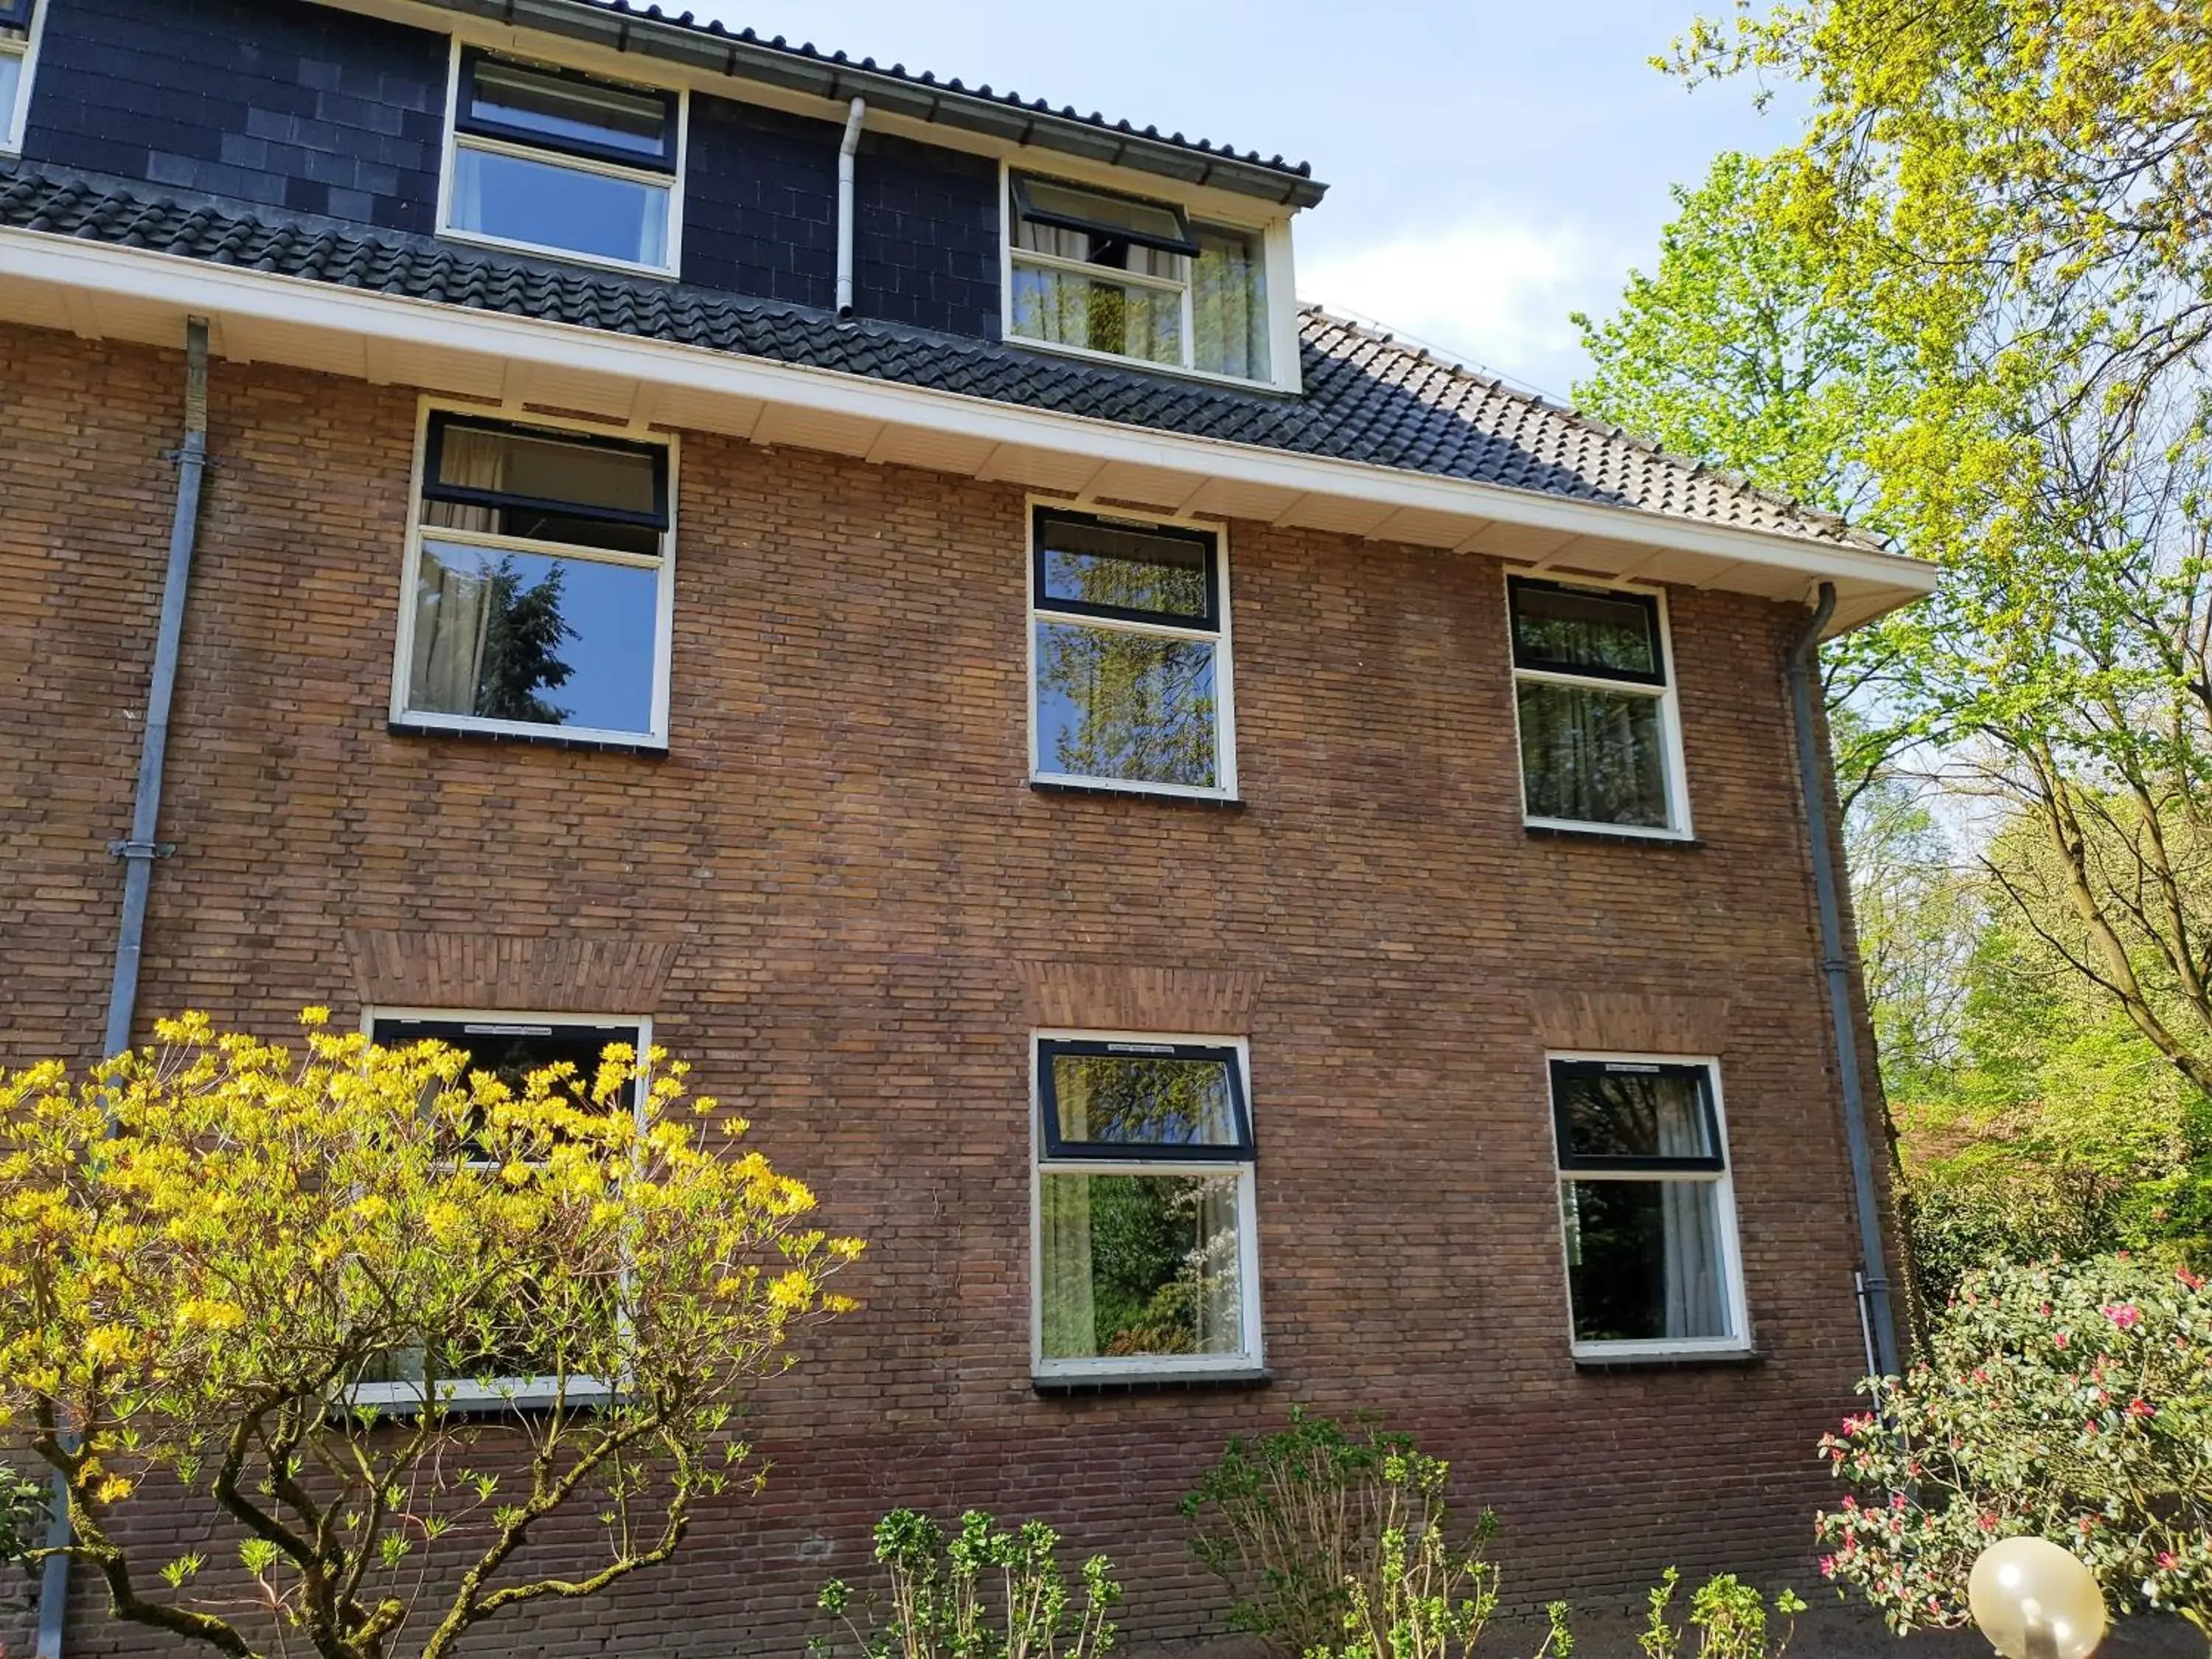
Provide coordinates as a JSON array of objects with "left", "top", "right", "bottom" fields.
[
  {"left": 835, "top": 96, "right": 866, "bottom": 318},
  {"left": 1787, "top": 580, "right": 1902, "bottom": 1379},
  {"left": 34, "top": 313, "right": 215, "bottom": 1659}
]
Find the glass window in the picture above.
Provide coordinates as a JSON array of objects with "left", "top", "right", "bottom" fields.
[
  {"left": 1034, "top": 1038, "right": 1259, "bottom": 1377},
  {"left": 1030, "top": 508, "right": 1232, "bottom": 795},
  {"left": 397, "top": 413, "right": 672, "bottom": 744},
  {"left": 0, "top": 0, "right": 36, "bottom": 152},
  {"left": 1009, "top": 173, "right": 1273, "bottom": 383},
  {"left": 445, "top": 52, "right": 677, "bottom": 271},
  {"left": 358, "top": 1015, "right": 644, "bottom": 1400},
  {"left": 1509, "top": 577, "right": 1684, "bottom": 832},
  {"left": 1551, "top": 1059, "right": 1744, "bottom": 1352}
]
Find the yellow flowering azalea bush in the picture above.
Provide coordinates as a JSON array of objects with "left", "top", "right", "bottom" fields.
[{"left": 0, "top": 1009, "right": 863, "bottom": 1659}]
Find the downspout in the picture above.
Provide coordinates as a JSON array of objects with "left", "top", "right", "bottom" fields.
[
  {"left": 34, "top": 313, "right": 214, "bottom": 1659},
  {"left": 1787, "top": 580, "right": 1902, "bottom": 1379},
  {"left": 835, "top": 96, "right": 866, "bottom": 319}
]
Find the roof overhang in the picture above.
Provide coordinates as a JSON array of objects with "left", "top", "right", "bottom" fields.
[
  {"left": 0, "top": 228, "right": 1938, "bottom": 636},
  {"left": 307, "top": 0, "right": 1328, "bottom": 211}
]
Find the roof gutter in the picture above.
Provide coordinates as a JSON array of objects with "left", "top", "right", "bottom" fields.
[
  {"left": 338, "top": 0, "right": 1327, "bottom": 209},
  {"left": 1786, "top": 581, "right": 1902, "bottom": 1379},
  {"left": 0, "top": 228, "right": 1941, "bottom": 633}
]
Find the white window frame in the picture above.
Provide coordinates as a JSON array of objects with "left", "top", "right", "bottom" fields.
[
  {"left": 1026, "top": 496, "right": 1239, "bottom": 801},
  {"left": 0, "top": 0, "right": 49, "bottom": 157},
  {"left": 998, "top": 160, "right": 1298, "bottom": 393},
  {"left": 434, "top": 38, "right": 688, "bottom": 279},
  {"left": 1030, "top": 1029, "right": 1265, "bottom": 1383},
  {"left": 1506, "top": 570, "right": 1694, "bottom": 840},
  {"left": 1547, "top": 1050, "right": 1751, "bottom": 1362},
  {"left": 389, "top": 397, "right": 678, "bottom": 748},
  {"left": 349, "top": 1008, "right": 653, "bottom": 1412}
]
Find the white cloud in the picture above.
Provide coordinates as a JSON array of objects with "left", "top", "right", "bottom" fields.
[{"left": 1296, "top": 217, "right": 1592, "bottom": 397}]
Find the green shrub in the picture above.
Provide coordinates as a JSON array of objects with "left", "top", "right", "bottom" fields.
[
  {"left": 1180, "top": 1408, "right": 1515, "bottom": 1659},
  {"left": 813, "top": 1507, "right": 1119, "bottom": 1659},
  {"left": 1815, "top": 1254, "right": 2212, "bottom": 1637},
  {"left": 1638, "top": 1569, "right": 1803, "bottom": 1659}
]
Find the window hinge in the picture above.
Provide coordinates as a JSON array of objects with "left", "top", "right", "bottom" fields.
[{"left": 108, "top": 839, "right": 176, "bottom": 861}]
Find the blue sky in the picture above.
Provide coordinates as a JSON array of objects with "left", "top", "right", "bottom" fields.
[{"left": 686, "top": 0, "right": 1795, "bottom": 402}]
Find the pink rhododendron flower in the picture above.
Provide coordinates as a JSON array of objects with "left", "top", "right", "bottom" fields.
[
  {"left": 2102, "top": 1303, "right": 2141, "bottom": 1330},
  {"left": 2053, "top": 1332, "right": 2069, "bottom": 1349},
  {"left": 2127, "top": 1399, "right": 2155, "bottom": 1419}
]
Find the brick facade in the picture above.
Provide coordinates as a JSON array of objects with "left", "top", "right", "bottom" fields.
[{"left": 0, "top": 324, "right": 1891, "bottom": 1655}]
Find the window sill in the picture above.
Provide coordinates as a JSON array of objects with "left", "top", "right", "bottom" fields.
[
  {"left": 1032, "top": 1368, "right": 1270, "bottom": 1396},
  {"left": 1004, "top": 333, "right": 1299, "bottom": 397},
  {"left": 434, "top": 225, "right": 679, "bottom": 283},
  {"left": 1572, "top": 1349, "right": 1762, "bottom": 1374},
  {"left": 1525, "top": 823, "right": 1702, "bottom": 849},
  {"left": 388, "top": 720, "right": 668, "bottom": 758},
  {"left": 341, "top": 1382, "right": 618, "bottom": 1417},
  {"left": 1029, "top": 779, "right": 1245, "bottom": 810}
]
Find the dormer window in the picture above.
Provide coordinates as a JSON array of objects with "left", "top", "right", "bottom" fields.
[
  {"left": 0, "top": 0, "right": 42, "bottom": 156},
  {"left": 1008, "top": 173, "right": 1272, "bottom": 383},
  {"left": 442, "top": 49, "right": 681, "bottom": 274}
]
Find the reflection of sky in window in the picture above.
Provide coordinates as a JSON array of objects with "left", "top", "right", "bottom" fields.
[
  {"left": 423, "top": 543, "right": 658, "bottom": 734},
  {"left": 453, "top": 147, "right": 667, "bottom": 265},
  {"left": 472, "top": 70, "right": 666, "bottom": 160},
  {"left": 0, "top": 56, "right": 19, "bottom": 125}
]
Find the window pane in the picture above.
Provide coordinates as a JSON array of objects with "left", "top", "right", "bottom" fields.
[
  {"left": 410, "top": 540, "right": 658, "bottom": 733},
  {"left": 1517, "top": 679, "right": 1669, "bottom": 827},
  {"left": 1511, "top": 582, "right": 1662, "bottom": 679},
  {"left": 1192, "top": 225, "right": 1269, "bottom": 380},
  {"left": 1011, "top": 260, "right": 1182, "bottom": 365},
  {"left": 0, "top": 53, "right": 20, "bottom": 127},
  {"left": 1038, "top": 515, "right": 1211, "bottom": 619},
  {"left": 1035, "top": 620, "right": 1217, "bottom": 787},
  {"left": 1554, "top": 1066, "right": 1716, "bottom": 1164},
  {"left": 1051, "top": 1051, "right": 1239, "bottom": 1149},
  {"left": 1561, "top": 1179, "right": 1732, "bottom": 1343},
  {"left": 1039, "top": 1172, "right": 1245, "bottom": 1360},
  {"left": 428, "top": 422, "right": 662, "bottom": 539},
  {"left": 1018, "top": 175, "right": 1192, "bottom": 251},
  {"left": 469, "top": 58, "right": 669, "bottom": 162},
  {"left": 451, "top": 144, "right": 669, "bottom": 268},
  {"left": 363, "top": 1018, "right": 638, "bottom": 1386}
]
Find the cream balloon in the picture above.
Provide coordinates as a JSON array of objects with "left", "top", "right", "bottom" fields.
[{"left": 1968, "top": 1537, "right": 2108, "bottom": 1659}]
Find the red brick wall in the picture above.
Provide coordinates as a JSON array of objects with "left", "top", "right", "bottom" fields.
[{"left": 0, "top": 326, "right": 1887, "bottom": 1656}]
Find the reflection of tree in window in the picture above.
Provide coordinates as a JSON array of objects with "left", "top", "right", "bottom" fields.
[
  {"left": 1088, "top": 1175, "right": 1239, "bottom": 1356},
  {"left": 1054, "top": 1054, "right": 1231, "bottom": 1146},
  {"left": 1039, "top": 627, "right": 1216, "bottom": 786},
  {"left": 470, "top": 555, "right": 576, "bottom": 725}
]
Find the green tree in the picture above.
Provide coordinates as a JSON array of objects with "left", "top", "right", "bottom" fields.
[{"left": 0, "top": 1011, "right": 861, "bottom": 1659}]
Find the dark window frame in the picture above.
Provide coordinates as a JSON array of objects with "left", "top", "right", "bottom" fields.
[
  {"left": 369, "top": 1015, "right": 647, "bottom": 1113},
  {"left": 1550, "top": 1057, "right": 1725, "bottom": 1175},
  {"left": 1011, "top": 172, "right": 1200, "bottom": 258},
  {"left": 456, "top": 48, "right": 678, "bottom": 174},
  {"left": 422, "top": 412, "right": 670, "bottom": 534},
  {"left": 1037, "top": 1037, "right": 1255, "bottom": 1163},
  {"left": 1508, "top": 576, "right": 1669, "bottom": 689},
  {"left": 1032, "top": 507, "right": 1220, "bottom": 630}
]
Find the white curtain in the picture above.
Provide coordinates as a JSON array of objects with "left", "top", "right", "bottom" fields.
[
  {"left": 1192, "top": 1175, "right": 1242, "bottom": 1353},
  {"left": 1039, "top": 1176, "right": 1097, "bottom": 1359},
  {"left": 409, "top": 433, "right": 507, "bottom": 715},
  {"left": 1655, "top": 1093, "right": 1725, "bottom": 1338},
  {"left": 1192, "top": 226, "right": 1267, "bottom": 380}
]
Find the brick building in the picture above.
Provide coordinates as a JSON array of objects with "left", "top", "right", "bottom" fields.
[{"left": 0, "top": 0, "right": 1938, "bottom": 1652}]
